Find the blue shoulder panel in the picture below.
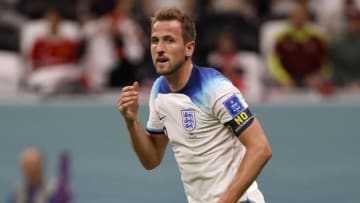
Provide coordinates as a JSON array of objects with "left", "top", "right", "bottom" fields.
[
  {"left": 150, "top": 65, "right": 231, "bottom": 112},
  {"left": 150, "top": 76, "right": 170, "bottom": 101},
  {"left": 179, "top": 65, "right": 231, "bottom": 111}
]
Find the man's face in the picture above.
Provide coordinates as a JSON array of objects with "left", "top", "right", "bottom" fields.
[
  {"left": 21, "top": 150, "right": 43, "bottom": 186},
  {"left": 290, "top": 4, "right": 309, "bottom": 28},
  {"left": 150, "top": 20, "right": 189, "bottom": 76}
]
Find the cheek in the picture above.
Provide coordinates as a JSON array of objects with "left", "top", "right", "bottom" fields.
[
  {"left": 172, "top": 46, "right": 186, "bottom": 56},
  {"left": 150, "top": 47, "right": 156, "bottom": 56}
]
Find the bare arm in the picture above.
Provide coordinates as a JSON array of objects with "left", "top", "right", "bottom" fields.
[
  {"left": 216, "top": 118, "right": 272, "bottom": 203},
  {"left": 118, "top": 81, "right": 168, "bottom": 170}
]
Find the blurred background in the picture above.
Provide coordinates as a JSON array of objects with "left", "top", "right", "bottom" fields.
[{"left": 1, "top": 0, "right": 360, "bottom": 202}]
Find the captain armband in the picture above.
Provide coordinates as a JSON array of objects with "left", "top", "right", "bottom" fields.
[{"left": 224, "top": 108, "right": 255, "bottom": 136}]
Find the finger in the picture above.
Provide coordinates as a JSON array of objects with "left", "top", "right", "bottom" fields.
[
  {"left": 121, "top": 85, "right": 133, "bottom": 94},
  {"left": 120, "top": 91, "right": 138, "bottom": 99},
  {"left": 118, "top": 92, "right": 137, "bottom": 105},
  {"left": 122, "top": 99, "right": 135, "bottom": 106},
  {"left": 132, "top": 81, "right": 139, "bottom": 91},
  {"left": 119, "top": 96, "right": 138, "bottom": 105},
  {"left": 118, "top": 98, "right": 135, "bottom": 109},
  {"left": 119, "top": 100, "right": 136, "bottom": 111},
  {"left": 121, "top": 86, "right": 129, "bottom": 93}
]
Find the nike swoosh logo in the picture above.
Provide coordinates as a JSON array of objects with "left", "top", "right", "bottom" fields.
[{"left": 160, "top": 115, "right": 166, "bottom": 120}]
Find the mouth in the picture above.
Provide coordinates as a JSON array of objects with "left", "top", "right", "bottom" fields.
[{"left": 156, "top": 57, "right": 169, "bottom": 64}]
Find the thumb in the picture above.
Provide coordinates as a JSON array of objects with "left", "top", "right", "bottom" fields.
[{"left": 133, "top": 81, "right": 139, "bottom": 91}]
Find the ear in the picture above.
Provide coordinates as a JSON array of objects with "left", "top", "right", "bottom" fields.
[{"left": 185, "top": 41, "right": 195, "bottom": 57}]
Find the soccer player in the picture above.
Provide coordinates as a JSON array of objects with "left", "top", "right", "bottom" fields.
[{"left": 118, "top": 7, "right": 272, "bottom": 203}]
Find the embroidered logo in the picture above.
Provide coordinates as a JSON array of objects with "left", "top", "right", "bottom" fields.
[{"left": 181, "top": 109, "right": 196, "bottom": 132}]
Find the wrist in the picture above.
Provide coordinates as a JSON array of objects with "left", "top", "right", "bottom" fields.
[{"left": 125, "top": 117, "right": 140, "bottom": 127}]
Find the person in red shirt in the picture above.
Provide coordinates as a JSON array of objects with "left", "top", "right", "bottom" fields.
[
  {"left": 27, "top": 8, "right": 82, "bottom": 93},
  {"left": 31, "top": 36, "right": 78, "bottom": 70},
  {"left": 30, "top": 8, "right": 79, "bottom": 70}
]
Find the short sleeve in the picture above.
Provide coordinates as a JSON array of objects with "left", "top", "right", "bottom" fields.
[
  {"left": 146, "top": 82, "right": 165, "bottom": 134},
  {"left": 212, "top": 85, "right": 255, "bottom": 136}
]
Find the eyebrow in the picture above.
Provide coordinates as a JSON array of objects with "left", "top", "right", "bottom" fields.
[
  {"left": 151, "top": 34, "right": 176, "bottom": 41},
  {"left": 151, "top": 33, "right": 175, "bottom": 38}
]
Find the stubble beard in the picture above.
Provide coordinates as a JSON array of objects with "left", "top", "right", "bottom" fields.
[{"left": 156, "top": 56, "right": 186, "bottom": 76}]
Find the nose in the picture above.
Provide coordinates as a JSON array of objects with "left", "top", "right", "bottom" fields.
[{"left": 155, "top": 41, "right": 165, "bottom": 54}]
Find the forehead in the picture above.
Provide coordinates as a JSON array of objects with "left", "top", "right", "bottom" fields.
[{"left": 151, "top": 20, "right": 183, "bottom": 37}]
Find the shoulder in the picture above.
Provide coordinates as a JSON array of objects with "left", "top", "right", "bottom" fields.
[
  {"left": 275, "top": 23, "right": 293, "bottom": 42},
  {"left": 195, "top": 65, "right": 233, "bottom": 91},
  {"left": 149, "top": 76, "right": 169, "bottom": 101},
  {"left": 193, "top": 65, "right": 239, "bottom": 107},
  {"left": 305, "top": 24, "right": 328, "bottom": 42},
  {"left": 33, "top": 37, "right": 47, "bottom": 46}
]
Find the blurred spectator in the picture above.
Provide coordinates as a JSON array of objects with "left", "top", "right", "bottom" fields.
[
  {"left": 25, "top": 8, "right": 82, "bottom": 94},
  {"left": 268, "top": 1, "right": 331, "bottom": 89},
  {"left": 331, "top": 6, "right": 360, "bottom": 91},
  {"left": 312, "top": 0, "right": 360, "bottom": 42},
  {"left": 105, "top": 0, "right": 146, "bottom": 87},
  {"left": 196, "top": 0, "right": 259, "bottom": 66},
  {"left": 207, "top": 31, "right": 264, "bottom": 101},
  {"left": 8, "top": 147, "right": 73, "bottom": 203},
  {"left": 8, "top": 147, "right": 56, "bottom": 203},
  {"left": 79, "top": 14, "right": 117, "bottom": 91}
]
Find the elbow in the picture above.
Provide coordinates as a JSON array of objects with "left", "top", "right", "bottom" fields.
[
  {"left": 250, "top": 142, "right": 272, "bottom": 163},
  {"left": 142, "top": 160, "right": 161, "bottom": 170},
  {"left": 262, "top": 144, "right": 272, "bottom": 162},
  {"left": 143, "top": 164, "right": 158, "bottom": 170}
]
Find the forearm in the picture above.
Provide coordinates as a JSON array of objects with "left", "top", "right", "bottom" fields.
[
  {"left": 125, "top": 118, "right": 162, "bottom": 169},
  {"left": 218, "top": 145, "right": 272, "bottom": 203}
]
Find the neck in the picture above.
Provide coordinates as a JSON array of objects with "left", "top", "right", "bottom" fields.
[
  {"left": 166, "top": 60, "right": 193, "bottom": 92},
  {"left": 28, "top": 176, "right": 43, "bottom": 188}
]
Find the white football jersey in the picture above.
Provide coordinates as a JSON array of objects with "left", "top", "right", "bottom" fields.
[{"left": 146, "top": 65, "right": 264, "bottom": 203}]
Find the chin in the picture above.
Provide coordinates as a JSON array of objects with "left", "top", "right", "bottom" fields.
[
  {"left": 155, "top": 65, "right": 170, "bottom": 75},
  {"left": 157, "top": 70, "right": 170, "bottom": 76}
]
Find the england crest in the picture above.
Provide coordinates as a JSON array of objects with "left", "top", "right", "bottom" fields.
[{"left": 181, "top": 109, "right": 196, "bottom": 132}]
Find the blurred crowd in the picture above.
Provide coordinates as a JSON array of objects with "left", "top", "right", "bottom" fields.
[{"left": 0, "top": 0, "right": 360, "bottom": 101}]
